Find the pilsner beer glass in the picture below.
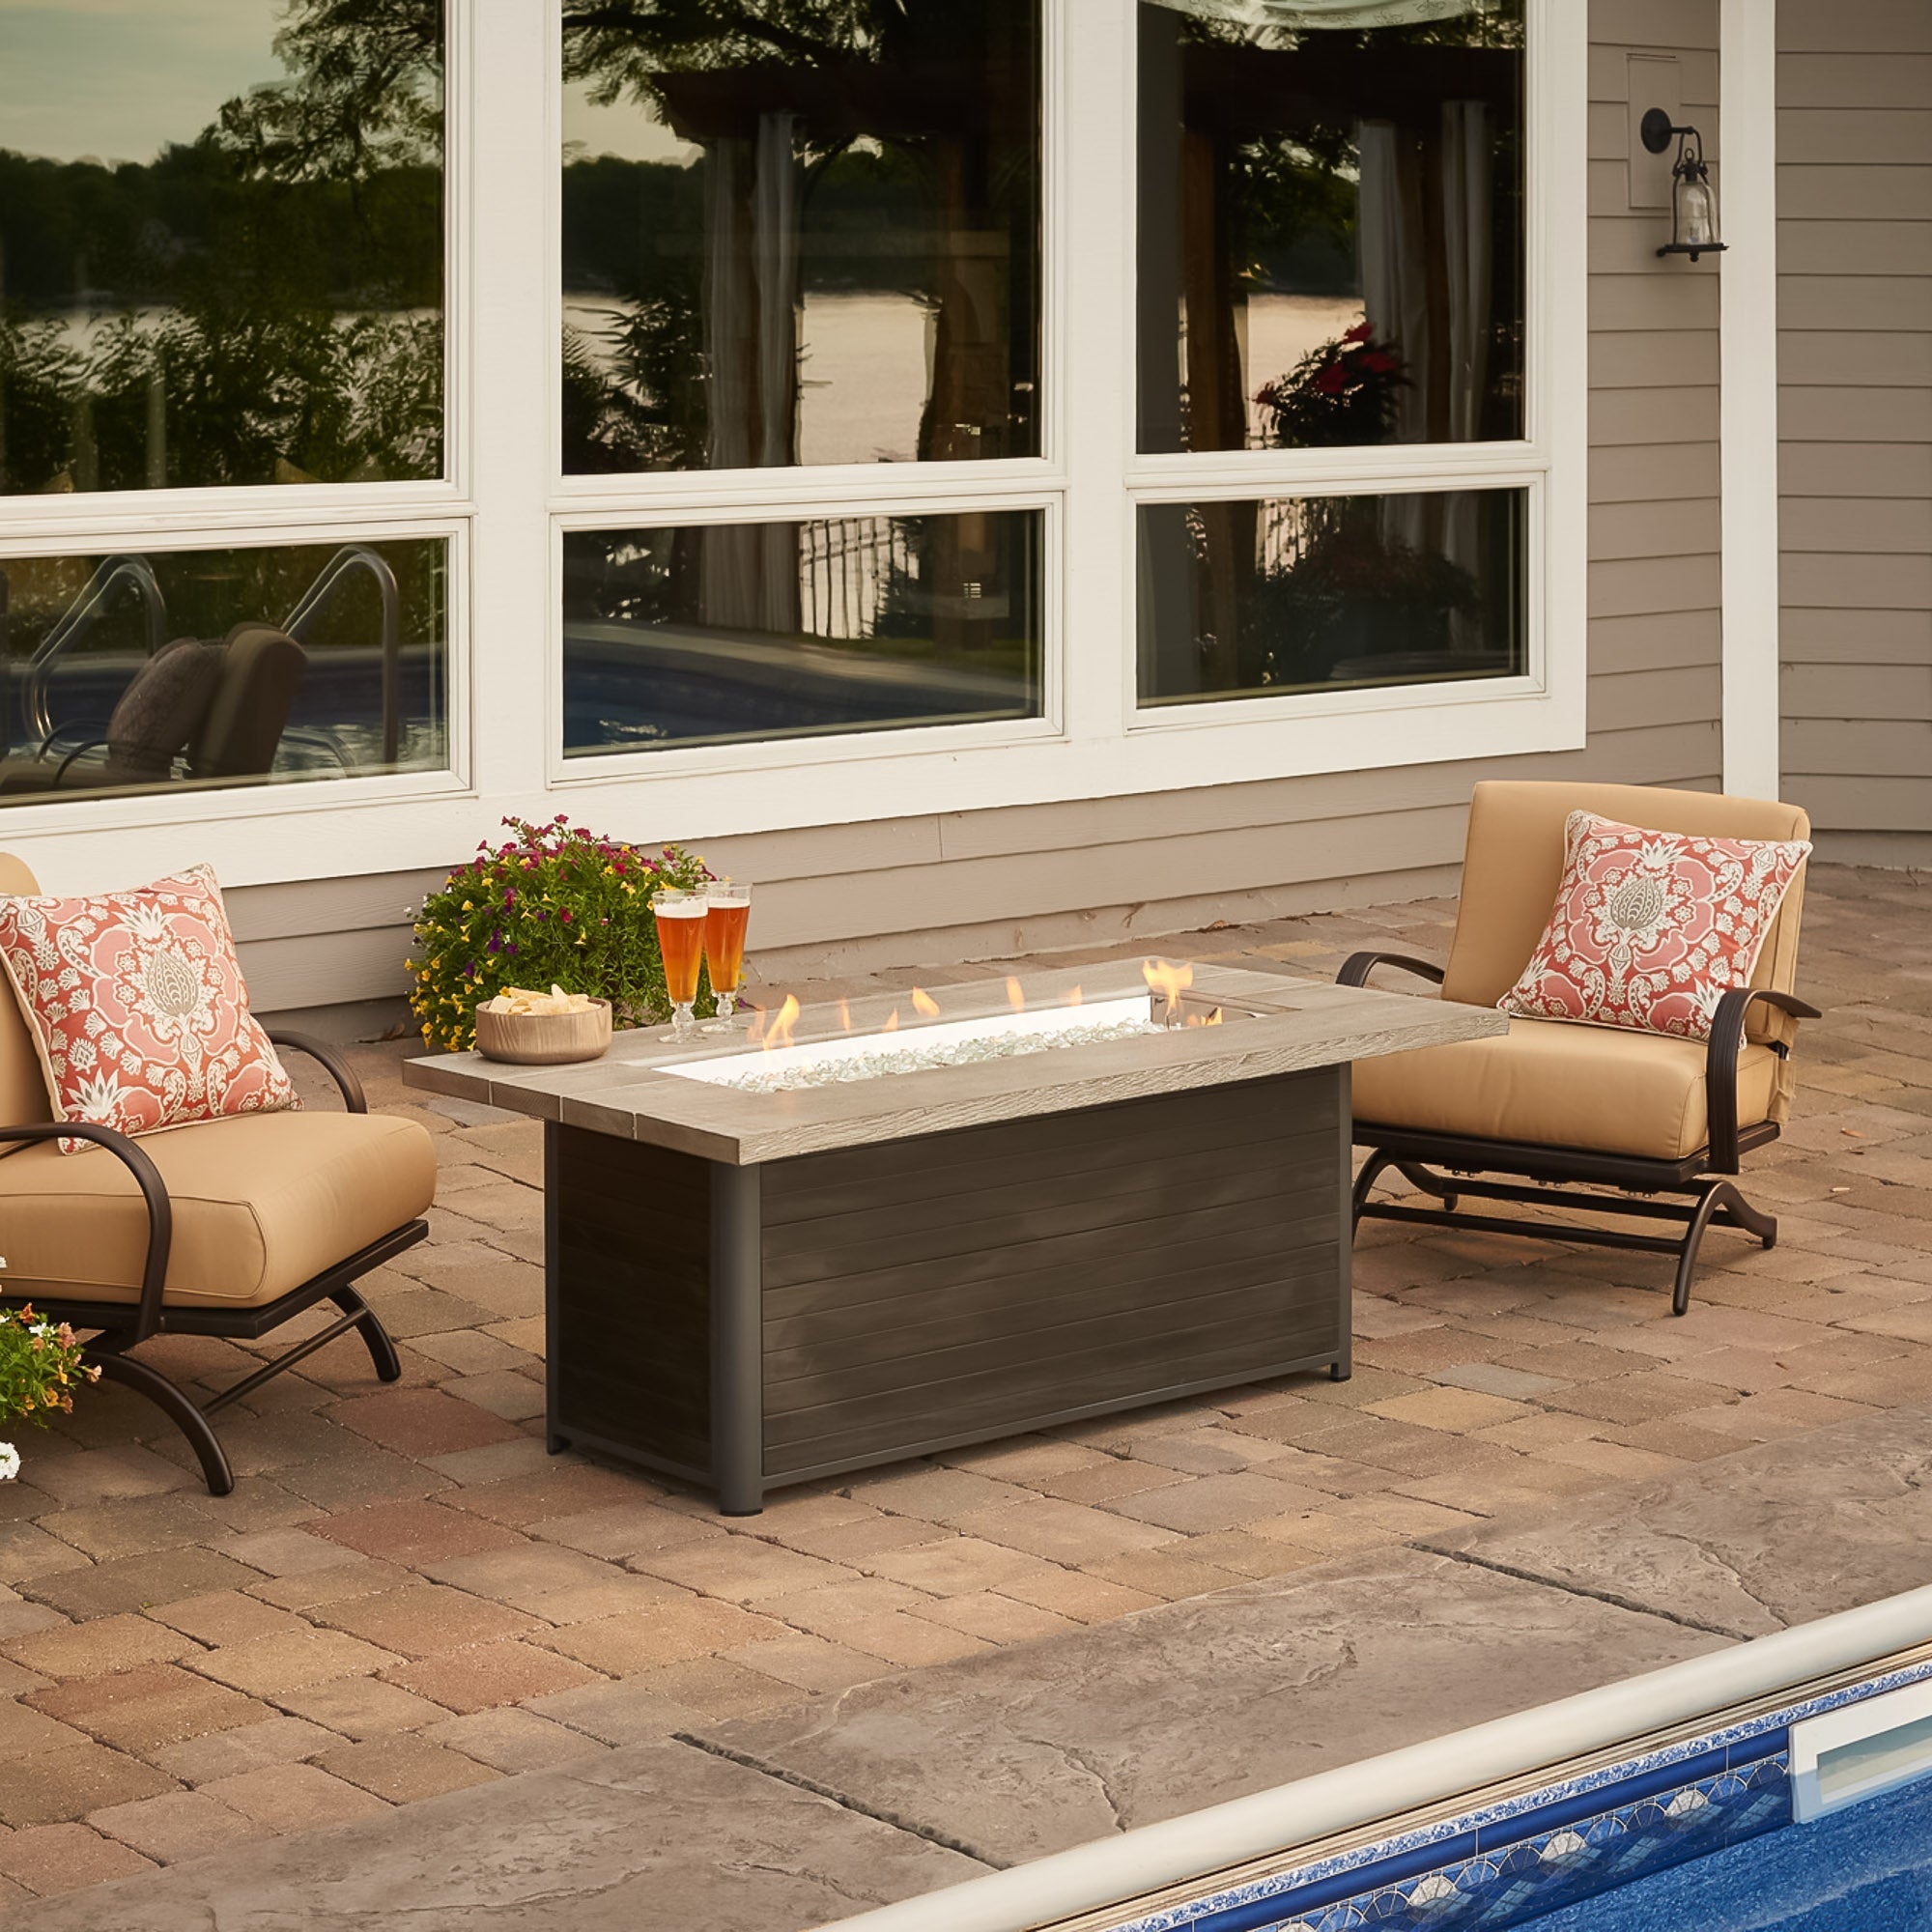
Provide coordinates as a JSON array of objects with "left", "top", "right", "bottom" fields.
[
  {"left": 699, "top": 881, "right": 752, "bottom": 1033},
  {"left": 653, "top": 888, "right": 708, "bottom": 1041}
]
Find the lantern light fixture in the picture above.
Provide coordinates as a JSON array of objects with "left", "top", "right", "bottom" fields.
[{"left": 1641, "top": 108, "right": 1725, "bottom": 262}]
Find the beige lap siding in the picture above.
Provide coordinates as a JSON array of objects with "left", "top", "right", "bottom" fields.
[
  {"left": 0, "top": 1112, "right": 436, "bottom": 1307},
  {"left": 1776, "top": 0, "right": 1932, "bottom": 863}
]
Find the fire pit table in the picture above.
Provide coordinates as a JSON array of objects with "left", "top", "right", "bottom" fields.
[{"left": 406, "top": 964, "right": 1504, "bottom": 1513}]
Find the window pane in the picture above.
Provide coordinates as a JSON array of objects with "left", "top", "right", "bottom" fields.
[
  {"left": 1139, "top": 489, "right": 1525, "bottom": 703},
  {"left": 0, "top": 537, "right": 449, "bottom": 801},
  {"left": 561, "top": 5, "right": 1041, "bottom": 472},
  {"left": 564, "top": 511, "right": 1042, "bottom": 753},
  {"left": 1137, "top": 1, "right": 1524, "bottom": 453},
  {"left": 0, "top": 2, "right": 443, "bottom": 494}
]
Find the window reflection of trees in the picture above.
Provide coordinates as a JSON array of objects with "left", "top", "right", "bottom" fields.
[
  {"left": 558, "top": 3, "right": 1042, "bottom": 746},
  {"left": 1136, "top": 2, "right": 1526, "bottom": 704},
  {"left": 558, "top": 0, "right": 1040, "bottom": 476},
  {"left": 0, "top": 0, "right": 443, "bottom": 495}
]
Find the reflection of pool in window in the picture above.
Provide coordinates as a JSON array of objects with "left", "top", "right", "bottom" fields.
[
  {"left": 0, "top": 538, "right": 449, "bottom": 804},
  {"left": 562, "top": 512, "right": 1043, "bottom": 754}
]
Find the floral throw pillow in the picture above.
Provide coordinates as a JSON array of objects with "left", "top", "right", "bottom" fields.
[
  {"left": 1499, "top": 811, "right": 1811, "bottom": 1041},
  {"left": 0, "top": 866, "right": 298, "bottom": 1152}
]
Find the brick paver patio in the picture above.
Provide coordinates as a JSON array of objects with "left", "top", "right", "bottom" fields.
[{"left": 0, "top": 864, "right": 1926, "bottom": 1904}]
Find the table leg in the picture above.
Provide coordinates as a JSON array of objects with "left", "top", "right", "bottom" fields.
[
  {"left": 709, "top": 1162, "right": 764, "bottom": 1515},
  {"left": 1331, "top": 1063, "right": 1353, "bottom": 1382},
  {"left": 544, "top": 1119, "right": 569, "bottom": 1451}
]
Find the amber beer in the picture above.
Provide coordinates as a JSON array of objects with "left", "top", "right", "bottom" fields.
[
  {"left": 652, "top": 889, "right": 708, "bottom": 1040},
  {"left": 700, "top": 881, "right": 752, "bottom": 1032}
]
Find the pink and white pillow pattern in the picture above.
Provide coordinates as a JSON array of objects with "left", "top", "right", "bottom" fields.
[
  {"left": 0, "top": 866, "right": 298, "bottom": 1152},
  {"left": 1500, "top": 811, "right": 1811, "bottom": 1041}
]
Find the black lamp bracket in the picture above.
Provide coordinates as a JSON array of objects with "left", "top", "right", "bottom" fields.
[
  {"left": 1640, "top": 107, "right": 1727, "bottom": 262},
  {"left": 1639, "top": 107, "right": 1689, "bottom": 157}
]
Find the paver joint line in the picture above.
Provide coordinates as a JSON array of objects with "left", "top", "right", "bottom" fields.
[
  {"left": 1422, "top": 1545, "right": 1755, "bottom": 1643},
  {"left": 670, "top": 1731, "right": 1012, "bottom": 1872}
]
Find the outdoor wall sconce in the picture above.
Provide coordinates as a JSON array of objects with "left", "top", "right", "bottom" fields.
[{"left": 1640, "top": 109, "right": 1725, "bottom": 261}]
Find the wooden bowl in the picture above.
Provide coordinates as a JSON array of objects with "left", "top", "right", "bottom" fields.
[{"left": 473, "top": 998, "right": 612, "bottom": 1065}]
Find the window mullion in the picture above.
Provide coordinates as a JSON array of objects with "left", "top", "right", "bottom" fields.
[
  {"left": 467, "top": 0, "right": 554, "bottom": 804},
  {"left": 1058, "top": 0, "right": 1136, "bottom": 746}
]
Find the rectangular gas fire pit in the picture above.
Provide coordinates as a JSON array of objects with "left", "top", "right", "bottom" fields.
[{"left": 406, "top": 964, "right": 1504, "bottom": 1513}]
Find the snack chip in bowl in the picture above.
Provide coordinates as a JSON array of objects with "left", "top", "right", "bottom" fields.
[{"left": 480, "top": 984, "right": 600, "bottom": 1017}]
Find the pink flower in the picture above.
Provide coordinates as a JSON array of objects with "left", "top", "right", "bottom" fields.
[{"left": 1344, "top": 320, "right": 1375, "bottom": 343}]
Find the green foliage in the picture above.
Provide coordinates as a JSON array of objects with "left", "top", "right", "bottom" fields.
[
  {"left": 1236, "top": 512, "right": 1481, "bottom": 689},
  {"left": 0, "top": 0, "right": 443, "bottom": 494},
  {"left": 1255, "top": 323, "right": 1406, "bottom": 451},
  {"left": 408, "top": 816, "right": 715, "bottom": 1052},
  {"left": 0, "top": 1309, "right": 99, "bottom": 1428}
]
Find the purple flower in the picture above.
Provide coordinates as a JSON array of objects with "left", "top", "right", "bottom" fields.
[
  {"left": 503, "top": 888, "right": 517, "bottom": 905},
  {"left": 506, "top": 943, "right": 519, "bottom": 955},
  {"left": 487, "top": 932, "right": 502, "bottom": 954}
]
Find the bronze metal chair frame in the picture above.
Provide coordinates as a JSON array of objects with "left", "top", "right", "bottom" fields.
[
  {"left": 0, "top": 1034, "right": 421, "bottom": 1493},
  {"left": 1339, "top": 953, "right": 1821, "bottom": 1316}
]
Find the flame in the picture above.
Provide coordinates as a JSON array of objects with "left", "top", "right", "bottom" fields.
[
  {"left": 762, "top": 994, "right": 800, "bottom": 1052},
  {"left": 1006, "top": 977, "right": 1026, "bottom": 1012},
  {"left": 1066, "top": 985, "right": 1083, "bottom": 1007},
  {"left": 1183, "top": 1006, "right": 1225, "bottom": 1028},
  {"left": 1142, "top": 958, "right": 1194, "bottom": 1023},
  {"left": 747, "top": 1004, "right": 767, "bottom": 1047},
  {"left": 882, "top": 1009, "right": 900, "bottom": 1032},
  {"left": 911, "top": 987, "right": 941, "bottom": 1018},
  {"left": 837, "top": 998, "right": 853, "bottom": 1034}
]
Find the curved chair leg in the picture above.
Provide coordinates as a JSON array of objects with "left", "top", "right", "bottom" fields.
[
  {"left": 1672, "top": 1181, "right": 1779, "bottom": 1317},
  {"left": 1351, "top": 1150, "right": 1399, "bottom": 1228},
  {"left": 329, "top": 1289, "right": 402, "bottom": 1384},
  {"left": 96, "top": 1352, "right": 234, "bottom": 1496}
]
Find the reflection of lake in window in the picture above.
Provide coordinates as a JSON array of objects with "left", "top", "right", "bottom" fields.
[
  {"left": 1138, "top": 0, "right": 1525, "bottom": 455},
  {"left": 0, "top": 2, "right": 445, "bottom": 496},
  {"left": 559, "top": 4, "right": 1041, "bottom": 474}
]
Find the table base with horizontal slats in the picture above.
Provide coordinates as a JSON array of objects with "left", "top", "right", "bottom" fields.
[{"left": 545, "top": 1066, "right": 1352, "bottom": 1513}]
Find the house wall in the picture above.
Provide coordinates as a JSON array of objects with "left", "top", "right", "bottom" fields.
[
  {"left": 236, "top": 0, "right": 1728, "bottom": 1015},
  {"left": 1776, "top": 0, "right": 1932, "bottom": 865}
]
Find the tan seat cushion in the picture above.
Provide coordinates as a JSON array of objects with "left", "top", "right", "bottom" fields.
[
  {"left": 0, "top": 1110, "right": 437, "bottom": 1309},
  {"left": 1352, "top": 1018, "right": 1781, "bottom": 1163}
]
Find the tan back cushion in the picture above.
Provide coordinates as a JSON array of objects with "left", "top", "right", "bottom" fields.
[
  {"left": 1441, "top": 782, "right": 1812, "bottom": 1015},
  {"left": 0, "top": 853, "right": 51, "bottom": 1123}
]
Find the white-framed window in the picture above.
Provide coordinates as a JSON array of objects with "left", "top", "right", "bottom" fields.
[
  {"left": 0, "top": 0, "right": 474, "bottom": 888},
  {"left": 2, "top": 0, "right": 1583, "bottom": 895}
]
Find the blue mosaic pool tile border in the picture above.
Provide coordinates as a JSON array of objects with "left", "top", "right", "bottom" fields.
[{"left": 1108, "top": 1653, "right": 1932, "bottom": 1932}]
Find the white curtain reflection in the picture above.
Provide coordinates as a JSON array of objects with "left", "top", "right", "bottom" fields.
[{"left": 1148, "top": 0, "right": 1487, "bottom": 26}]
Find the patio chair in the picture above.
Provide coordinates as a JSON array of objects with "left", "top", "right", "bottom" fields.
[
  {"left": 1342, "top": 781, "right": 1819, "bottom": 1316},
  {"left": 0, "top": 852, "right": 434, "bottom": 1492}
]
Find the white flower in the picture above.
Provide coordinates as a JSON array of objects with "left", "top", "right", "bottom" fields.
[{"left": 0, "top": 1444, "right": 19, "bottom": 1482}]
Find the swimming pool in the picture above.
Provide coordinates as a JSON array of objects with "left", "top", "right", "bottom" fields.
[
  {"left": 828, "top": 1587, "right": 1932, "bottom": 1932},
  {"left": 1525, "top": 1775, "right": 1932, "bottom": 1929}
]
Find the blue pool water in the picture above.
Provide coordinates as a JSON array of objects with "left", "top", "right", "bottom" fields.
[{"left": 1524, "top": 1776, "right": 1932, "bottom": 1929}]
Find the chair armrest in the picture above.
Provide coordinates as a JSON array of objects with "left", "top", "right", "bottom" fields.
[
  {"left": 1706, "top": 987, "right": 1823, "bottom": 1174},
  {"left": 52, "top": 740, "right": 110, "bottom": 783},
  {"left": 0, "top": 1122, "right": 174, "bottom": 1341},
  {"left": 267, "top": 1031, "right": 367, "bottom": 1114},
  {"left": 1337, "top": 951, "right": 1446, "bottom": 991}
]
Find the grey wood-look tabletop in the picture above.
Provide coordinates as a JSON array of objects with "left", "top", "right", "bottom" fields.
[{"left": 403, "top": 963, "right": 1505, "bottom": 1166}]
